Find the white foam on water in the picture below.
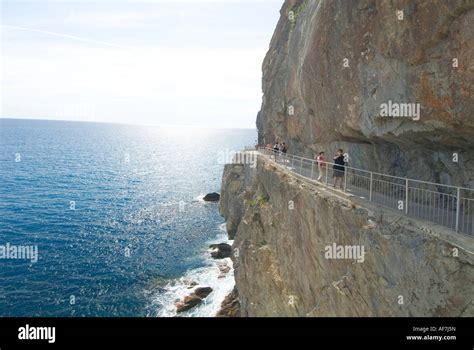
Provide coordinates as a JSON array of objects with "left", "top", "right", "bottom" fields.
[
  {"left": 194, "top": 194, "right": 206, "bottom": 202},
  {"left": 150, "top": 224, "right": 235, "bottom": 317}
]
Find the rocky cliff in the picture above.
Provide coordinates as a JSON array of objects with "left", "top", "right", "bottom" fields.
[
  {"left": 257, "top": 0, "right": 474, "bottom": 187},
  {"left": 218, "top": 0, "right": 474, "bottom": 316},
  {"left": 220, "top": 154, "right": 474, "bottom": 316}
]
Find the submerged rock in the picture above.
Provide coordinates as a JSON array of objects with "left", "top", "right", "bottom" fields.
[
  {"left": 186, "top": 281, "right": 199, "bottom": 289},
  {"left": 218, "top": 263, "right": 231, "bottom": 274},
  {"left": 218, "top": 262, "right": 231, "bottom": 279},
  {"left": 203, "top": 192, "right": 220, "bottom": 202},
  {"left": 209, "top": 243, "right": 232, "bottom": 259}
]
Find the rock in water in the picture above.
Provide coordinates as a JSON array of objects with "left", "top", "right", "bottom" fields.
[
  {"left": 175, "top": 295, "right": 202, "bottom": 313},
  {"left": 203, "top": 192, "right": 220, "bottom": 202},
  {"left": 194, "top": 287, "right": 213, "bottom": 299},
  {"left": 218, "top": 263, "right": 231, "bottom": 274},
  {"left": 186, "top": 281, "right": 198, "bottom": 289},
  {"left": 218, "top": 263, "right": 231, "bottom": 279},
  {"left": 175, "top": 286, "right": 213, "bottom": 313},
  {"left": 209, "top": 243, "right": 232, "bottom": 259}
]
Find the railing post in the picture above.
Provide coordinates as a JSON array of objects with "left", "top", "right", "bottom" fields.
[
  {"left": 344, "top": 168, "right": 347, "bottom": 192},
  {"left": 455, "top": 187, "right": 461, "bottom": 232},
  {"left": 325, "top": 164, "right": 328, "bottom": 184},
  {"left": 300, "top": 158, "right": 303, "bottom": 174},
  {"left": 292, "top": 156, "right": 294, "bottom": 169},
  {"left": 369, "top": 172, "right": 373, "bottom": 201},
  {"left": 311, "top": 160, "right": 314, "bottom": 179},
  {"left": 405, "top": 178, "right": 409, "bottom": 214}
]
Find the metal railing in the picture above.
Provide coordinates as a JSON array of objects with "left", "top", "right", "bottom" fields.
[{"left": 257, "top": 147, "right": 474, "bottom": 237}]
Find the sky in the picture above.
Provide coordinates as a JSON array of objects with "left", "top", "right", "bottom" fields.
[{"left": 0, "top": 0, "right": 282, "bottom": 128}]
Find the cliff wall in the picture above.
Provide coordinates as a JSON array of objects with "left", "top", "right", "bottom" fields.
[
  {"left": 257, "top": 0, "right": 474, "bottom": 186},
  {"left": 220, "top": 154, "right": 474, "bottom": 316}
]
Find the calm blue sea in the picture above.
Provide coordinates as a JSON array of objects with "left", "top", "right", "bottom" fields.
[{"left": 0, "top": 118, "right": 256, "bottom": 316}]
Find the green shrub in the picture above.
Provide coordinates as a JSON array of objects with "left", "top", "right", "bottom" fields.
[
  {"left": 287, "top": 0, "right": 308, "bottom": 32},
  {"left": 248, "top": 194, "right": 269, "bottom": 208}
]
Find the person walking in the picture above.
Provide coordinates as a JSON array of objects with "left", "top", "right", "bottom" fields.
[{"left": 333, "top": 149, "right": 345, "bottom": 189}]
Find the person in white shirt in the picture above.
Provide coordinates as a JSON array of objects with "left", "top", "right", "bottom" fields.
[{"left": 316, "top": 152, "right": 326, "bottom": 181}]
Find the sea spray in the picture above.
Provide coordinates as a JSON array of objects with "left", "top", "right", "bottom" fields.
[{"left": 149, "top": 224, "right": 235, "bottom": 317}]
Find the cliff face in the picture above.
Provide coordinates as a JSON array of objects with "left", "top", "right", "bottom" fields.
[
  {"left": 257, "top": 0, "right": 474, "bottom": 186},
  {"left": 220, "top": 155, "right": 474, "bottom": 316},
  {"left": 218, "top": 0, "right": 474, "bottom": 318},
  {"left": 219, "top": 162, "right": 256, "bottom": 239}
]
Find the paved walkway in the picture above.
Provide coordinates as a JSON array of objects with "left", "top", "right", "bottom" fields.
[{"left": 258, "top": 151, "right": 473, "bottom": 237}]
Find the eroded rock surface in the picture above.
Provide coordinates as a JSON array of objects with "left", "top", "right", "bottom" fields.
[{"left": 257, "top": 0, "right": 474, "bottom": 187}]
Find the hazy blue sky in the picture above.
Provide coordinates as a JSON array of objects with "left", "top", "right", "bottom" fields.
[{"left": 0, "top": 0, "right": 282, "bottom": 128}]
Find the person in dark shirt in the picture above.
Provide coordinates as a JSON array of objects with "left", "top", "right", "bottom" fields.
[
  {"left": 272, "top": 141, "right": 280, "bottom": 161},
  {"left": 333, "top": 148, "right": 345, "bottom": 189},
  {"left": 273, "top": 142, "right": 279, "bottom": 153},
  {"left": 282, "top": 142, "right": 287, "bottom": 154}
]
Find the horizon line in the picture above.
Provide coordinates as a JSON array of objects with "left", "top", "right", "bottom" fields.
[{"left": 0, "top": 117, "right": 258, "bottom": 131}]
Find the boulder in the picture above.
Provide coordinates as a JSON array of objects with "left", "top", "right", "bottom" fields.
[
  {"left": 209, "top": 243, "right": 232, "bottom": 259},
  {"left": 194, "top": 286, "right": 213, "bottom": 299},
  {"left": 219, "top": 265, "right": 231, "bottom": 274},
  {"left": 175, "top": 286, "right": 213, "bottom": 313},
  {"left": 176, "top": 294, "right": 202, "bottom": 313},
  {"left": 203, "top": 192, "right": 220, "bottom": 202}
]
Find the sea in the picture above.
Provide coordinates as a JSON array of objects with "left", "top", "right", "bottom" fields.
[{"left": 0, "top": 118, "right": 256, "bottom": 317}]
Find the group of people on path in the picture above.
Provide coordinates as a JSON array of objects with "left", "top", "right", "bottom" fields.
[
  {"left": 265, "top": 142, "right": 348, "bottom": 190},
  {"left": 269, "top": 141, "right": 288, "bottom": 154},
  {"left": 315, "top": 148, "right": 347, "bottom": 189}
]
